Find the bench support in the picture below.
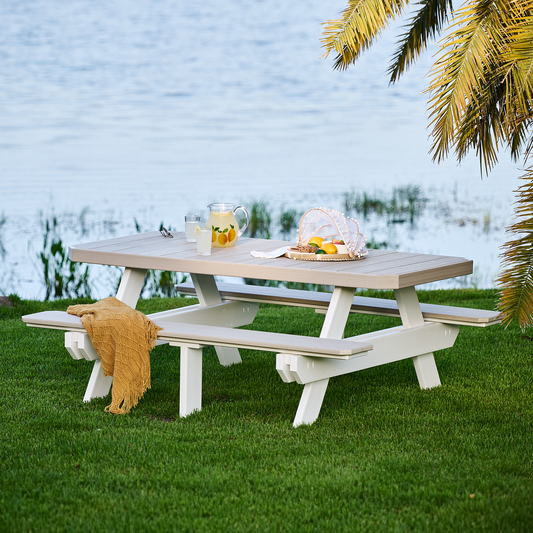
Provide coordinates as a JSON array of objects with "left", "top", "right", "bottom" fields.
[
  {"left": 277, "top": 322, "right": 458, "bottom": 384},
  {"left": 395, "top": 287, "right": 441, "bottom": 389},
  {"left": 147, "top": 301, "right": 258, "bottom": 329},
  {"left": 283, "top": 286, "right": 457, "bottom": 426},
  {"left": 179, "top": 345, "right": 203, "bottom": 417},
  {"left": 191, "top": 273, "right": 242, "bottom": 366},
  {"left": 291, "top": 286, "right": 355, "bottom": 427}
]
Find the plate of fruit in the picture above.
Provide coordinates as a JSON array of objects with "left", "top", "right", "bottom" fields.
[
  {"left": 286, "top": 237, "right": 357, "bottom": 261},
  {"left": 285, "top": 207, "right": 368, "bottom": 261}
]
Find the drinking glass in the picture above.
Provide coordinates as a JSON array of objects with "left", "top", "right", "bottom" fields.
[
  {"left": 185, "top": 214, "right": 201, "bottom": 242},
  {"left": 196, "top": 228, "right": 212, "bottom": 256}
]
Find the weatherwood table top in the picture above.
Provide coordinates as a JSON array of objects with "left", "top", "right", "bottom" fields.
[{"left": 69, "top": 231, "right": 473, "bottom": 290}]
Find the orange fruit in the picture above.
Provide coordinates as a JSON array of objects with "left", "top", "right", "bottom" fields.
[
  {"left": 308, "top": 236, "right": 324, "bottom": 247},
  {"left": 228, "top": 228, "right": 236, "bottom": 242},
  {"left": 218, "top": 233, "right": 228, "bottom": 245},
  {"left": 211, "top": 230, "right": 217, "bottom": 242},
  {"left": 321, "top": 243, "right": 338, "bottom": 254}
]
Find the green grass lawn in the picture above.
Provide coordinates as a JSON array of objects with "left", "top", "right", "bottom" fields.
[{"left": 0, "top": 290, "right": 532, "bottom": 532}]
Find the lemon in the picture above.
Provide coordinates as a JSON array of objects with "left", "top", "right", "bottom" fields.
[
  {"left": 321, "top": 243, "right": 338, "bottom": 254},
  {"left": 228, "top": 227, "right": 236, "bottom": 242},
  {"left": 308, "top": 237, "right": 324, "bottom": 247},
  {"left": 211, "top": 230, "right": 217, "bottom": 242},
  {"left": 218, "top": 233, "right": 228, "bottom": 245}
]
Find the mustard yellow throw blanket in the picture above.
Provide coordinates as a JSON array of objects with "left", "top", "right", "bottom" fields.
[{"left": 67, "top": 297, "right": 163, "bottom": 414}]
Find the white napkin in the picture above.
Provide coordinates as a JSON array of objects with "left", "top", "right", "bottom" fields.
[{"left": 250, "top": 246, "right": 291, "bottom": 259}]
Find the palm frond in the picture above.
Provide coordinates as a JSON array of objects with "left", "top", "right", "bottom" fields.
[
  {"left": 523, "top": 132, "right": 533, "bottom": 160},
  {"left": 500, "top": 13, "right": 533, "bottom": 141},
  {"left": 497, "top": 169, "right": 533, "bottom": 330},
  {"left": 321, "top": 0, "right": 410, "bottom": 71},
  {"left": 388, "top": 0, "right": 453, "bottom": 83},
  {"left": 453, "top": 62, "right": 506, "bottom": 173},
  {"left": 426, "top": 0, "right": 508, "bottom": 168},
  {"left": 507, "top": 116, "right": 529, "bottom": 160},
  {"left": 500, "top": 64, "right": 533, "bottom": 160}
]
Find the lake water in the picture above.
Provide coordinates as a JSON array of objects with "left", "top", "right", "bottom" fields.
[{"left": 0, "top": 0, "right": 522, "bottom": 299}]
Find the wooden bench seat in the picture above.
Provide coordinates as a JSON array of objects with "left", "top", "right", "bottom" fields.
[
  {"left": 22, "top": 310, "right": 373, "bottom": 419},
  {"left": 176, "top": 281, "right": 502, "bottom": 327},
  {"left": 22, "top": 311, "right": 372, "bottom": 360}
]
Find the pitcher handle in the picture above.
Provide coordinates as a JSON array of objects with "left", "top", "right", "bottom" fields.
[{"left": 234, "top": 206, "right": 249, "bottom": 237}]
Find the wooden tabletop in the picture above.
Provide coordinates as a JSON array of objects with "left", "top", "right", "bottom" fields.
[{"left": 69, "top": 231, "right": 473, "bottom": 290}]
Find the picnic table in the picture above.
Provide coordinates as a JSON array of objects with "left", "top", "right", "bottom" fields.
[{"left": 23, "top": 231, "right": 501, "bottom": 426}]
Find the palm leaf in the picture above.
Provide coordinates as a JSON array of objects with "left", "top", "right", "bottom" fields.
[
  {"left": 497, "top": 169, "right": 533, "bottom": 330},
  {"left": 453, "top": 62, "right": 506, "bottom": 173},
  {"left": 426, "top": 0, "right": 509, "bottom": 168},
  {"left": 388, "top": 0, "right": 453, "bottom": 83},
  {"left": 500, "top": 12, "right": 533, "bottom": 142},
  {"left": 321, "top": 0, "right": 409, "bottom": 70}
]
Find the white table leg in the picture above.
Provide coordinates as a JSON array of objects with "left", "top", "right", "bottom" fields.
[
  {"left": 292, "top": 286, "right": 355, "bottom": 427},
  {"left": 116, "top": 267, "right": 147, "bottom": 309},
  {"left": 394, "top": 286, "right": 441, "bottom": 389},
  {"left": 320, "top": 286, "right": 356, "bottom": 339},
  {"left": 179, "top": 345, "right": 203, "bottom": 417},
  {"left": 190, "top": 273, "right": 242, "bottom": 366},
  {"left": 80, "top": 267, "right": 148, "bottom": 402}
]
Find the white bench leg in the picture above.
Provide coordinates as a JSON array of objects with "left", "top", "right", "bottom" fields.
[
  {"left": 191, "top": 273, "right": 242, "bottom": 366},
  {"left": 83, "top": 360, "right": 113, "bottom": 402},
  {"left": 291, "top": 287, "right": 355, "bottom": 426},
  {"left": 65, "top": 332, "right": 113, "bottom": 401},
  {"left": 180, "top": 345, "right": 203, "bottom": 417},
  {"left": 394, "top": 287, "right": 441, "bottom": 389},
  {"left": 293, "top": 379, "right": 329, "bottom": 427}
]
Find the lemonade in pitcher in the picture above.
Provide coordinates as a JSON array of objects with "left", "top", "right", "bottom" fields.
[{"left": 206, "top": 203, "right": 249, "bottom": 248}]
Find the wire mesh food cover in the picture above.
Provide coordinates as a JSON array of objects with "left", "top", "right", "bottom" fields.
[{"left": 298, "top": 208, "right": 368, "bottom": 258}]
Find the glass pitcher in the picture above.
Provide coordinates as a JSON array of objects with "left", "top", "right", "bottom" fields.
[{"left": 206, "top": 203, "right": 249, "bottom": 248}]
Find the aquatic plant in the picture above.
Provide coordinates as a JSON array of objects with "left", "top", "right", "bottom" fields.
[
  {"left": 279, "top": 208, "right": 300, "bottom": 238},
  {"left": 343, "top": 185, "right": 426, "bottom": 225},
  {"left": 144, "top": 269, "right": 187, "bottom": 298},
  {"left": 248, "top": 201, "right": 272, "bottom": 239},
  {"left": 0, "top": 212, "right": 7, "bottom": 261},
  {"left": 37, "top": 215, "right": 91, "bottom": 301},
  {"left": 0, "top": 266, "right": 18, "bottom": 298},
  {"left": 483, "top": 210, "right": 491, "bottom": 234},
  {"left": 343, "top": 190, "right": 386, "bottom": 219},
  {"left": 366, "top": 237, "right": 392, "bottom": 250},
  {"left": 390, "top": 185, "right": 426, "bottom": 224}
]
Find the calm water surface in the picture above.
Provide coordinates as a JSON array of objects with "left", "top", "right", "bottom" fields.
[{"left": 0, "top": 0, "right": 522, "bottom": 298}]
